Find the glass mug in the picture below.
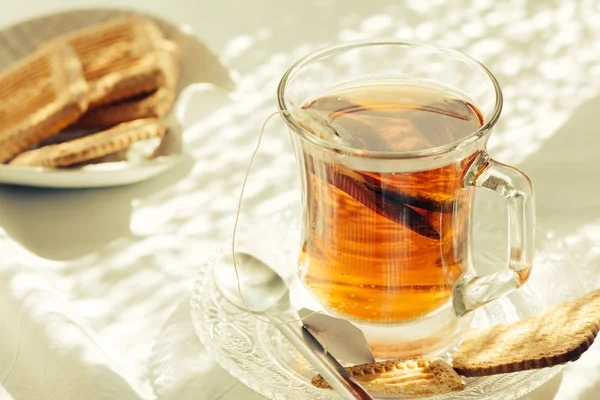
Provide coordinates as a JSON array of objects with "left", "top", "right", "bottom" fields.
[{"left": 278, "top": 40, "right": 534, "bottom": 358}]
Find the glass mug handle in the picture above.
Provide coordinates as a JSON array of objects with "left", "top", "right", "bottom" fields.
[{"left": 453, "top": 155, "right": 535, "bottom": 317}]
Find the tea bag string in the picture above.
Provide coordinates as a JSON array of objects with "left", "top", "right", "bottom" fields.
[{"left": 232, "top": 109, "right": 320, "bottom": 326}]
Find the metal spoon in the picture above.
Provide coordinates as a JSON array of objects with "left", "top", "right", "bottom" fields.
[{"left": 214, "top": 252, "right": 374, "bottom": 400}]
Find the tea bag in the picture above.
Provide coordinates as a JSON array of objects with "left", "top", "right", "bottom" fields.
[
  {"left": 300, "top": 98, "right": 370, "bottom": 149},
  {"left": 289, "top": 105, "right": 348, "bottom": 145},
  {"left": 298, "top": 308, "right": 375, "bottom": 365}
]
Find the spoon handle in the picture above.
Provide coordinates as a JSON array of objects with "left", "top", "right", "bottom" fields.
[{"left": 272, "top": 317, "right": 374, "bottom": 400}]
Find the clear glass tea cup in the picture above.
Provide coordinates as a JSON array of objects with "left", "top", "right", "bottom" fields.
[{"left": 278, "top": 40, "right": 534, "bottom": 357}]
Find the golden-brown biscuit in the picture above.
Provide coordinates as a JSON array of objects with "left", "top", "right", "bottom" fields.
[
  {"left": 10, "top": 118, "right": 166, "bottom": 167},
  {"left": 452, "top": 287, "right": 600, "bottom": 376},
  {"left": 55, "top": 16, "right": 166, "bottom": 108},
  {"left": 73, "top": 40, "right": 180, "bottom": 128},
  {"left": 311, "top": 358, "right": 465, "bottom": 397},
  {"left": 0, "top": 43, "right": 88, "bottom": 163}
]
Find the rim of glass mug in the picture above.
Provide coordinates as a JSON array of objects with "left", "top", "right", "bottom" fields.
[{"left": 277, "top": 39, "right": 503, "bottom": 160}]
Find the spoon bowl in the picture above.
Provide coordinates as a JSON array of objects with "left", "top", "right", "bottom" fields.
[{"left": 214, "top": 252, "right": 290, "bottom": 313}]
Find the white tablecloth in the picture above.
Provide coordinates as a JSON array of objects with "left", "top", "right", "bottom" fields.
[{"left": 1, "top": 0, "right": 599, "bottom": 399}]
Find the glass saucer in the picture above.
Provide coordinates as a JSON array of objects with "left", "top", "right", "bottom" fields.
[{"left": 190, "top": 209, "right": 586, "bottom": 400}]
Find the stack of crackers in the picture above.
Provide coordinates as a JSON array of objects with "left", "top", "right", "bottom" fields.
[
  {"left": 311, "top": 287, "right": 600, "bottom": 398},
  {"left": 0, "top": 16, "right": 180, "bottom": 168}
]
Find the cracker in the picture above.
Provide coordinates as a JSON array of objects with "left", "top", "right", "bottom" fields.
[
  {"left": 73, "top": 40, "right": 180, "bottom": 128},
  {"left": 452, "top": 288, "right": 600, "bottom": 377},
  {"left": 311, "top": 358, "right": 465, "bottom": 397},
  {"left": 0, "top": 43, "right": 88, "bottom": 163},
  {"left": 55, "top": 16, "right": 166, "bottom": 107},
  {"left": 9, "top": 118, "right": 166, "bottom": 167}
]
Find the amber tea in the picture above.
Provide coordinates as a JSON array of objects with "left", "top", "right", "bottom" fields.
[{"left": 298, "top": 83, "right": 484, "bottom": 323}]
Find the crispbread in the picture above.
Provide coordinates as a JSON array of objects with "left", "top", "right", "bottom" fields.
[
  {"left": 452, "top": 287, "right": 600, "bottom": 377},
  {"left": 311, "top": 358, "right": 465, "bottom": 397},
  {"left": 56, "top": 16, "right": 166, "bottom": 107},
  {"left": 73, "top": 39, "right": 180, "bottom": 128},
  {"left": 0, "top": 43, "right": 88, "bottom": 163},
  {"left": 10, "top": 118, "right": 166, "bottom": 167}
]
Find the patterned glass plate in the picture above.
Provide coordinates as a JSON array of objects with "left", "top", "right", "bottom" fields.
[{"left": 190, "top": 207, "right": 586, "bottom": 400}]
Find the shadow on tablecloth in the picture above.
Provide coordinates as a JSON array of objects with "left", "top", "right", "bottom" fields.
[
  {"left": 0, "top": 264, "right": 145, "bottom": 400},
  {"left": 0, "top": 154, "right": 194, "bottom": 261},
  {"left": 148, "top": 298, "right": 266, "bottom": 400}
]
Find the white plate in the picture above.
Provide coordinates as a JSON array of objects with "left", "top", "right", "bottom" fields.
[{"left": 0, "top": 8, "right": 234, "bottom": 188}]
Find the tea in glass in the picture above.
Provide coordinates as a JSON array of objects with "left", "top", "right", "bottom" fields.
[
  {"left": 280, "top": 40, "right": 534, "bottom": 357},
  {"left": 298, "top": 82, "right": 483, "bottom": 323}
]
